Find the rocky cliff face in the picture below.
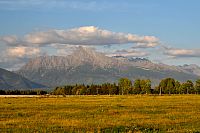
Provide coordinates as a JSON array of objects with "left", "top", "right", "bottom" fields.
[
  {"left": 113, "top": 56, "right": 200, "bottom": 74},
  {"left": 16, "top": 47, "right": 199, "bottom": 87},
  {"left": 178, "top": 64, "right": 200, "bottom": 76},
  {"left": 21, "top": 46, "right": 126, "bottom": 71}
]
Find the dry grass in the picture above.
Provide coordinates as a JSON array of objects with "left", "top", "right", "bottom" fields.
[{"left": 1, "top": 95, "right": 200, "bottom": 132}]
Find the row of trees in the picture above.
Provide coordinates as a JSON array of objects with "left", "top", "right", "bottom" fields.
[
  {"left": 156, "top": 78, "right": 200, "bottom": 95},
  {"left": 1, "top": 78, "right": 199, "bottom": 95},
  {"left": 53, "top": 78, "right": 200, "bottom": 95},
  {"left": 0, "top": 90, "right": 47, "bottom": 95},
  {"left": 52, "top": 78, "right": 153, "bottom": 95}
]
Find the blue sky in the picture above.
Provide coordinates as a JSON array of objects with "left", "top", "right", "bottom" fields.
[{"left": 0, "top": 0, "right": 200, "bottom": 70}]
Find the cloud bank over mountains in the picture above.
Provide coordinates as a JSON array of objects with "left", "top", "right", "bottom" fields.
[
  {"left": 7, "top": 47, "right": 40, "bottom": 58},
  {"left": 0, "top": 26, "right": 199, "bottom": 70},
  {"left": 163, "top": 47, "right": 200, "bottom": 58},
  {"left": 0, "top": 26, "right": 159, "bottom": 47}
]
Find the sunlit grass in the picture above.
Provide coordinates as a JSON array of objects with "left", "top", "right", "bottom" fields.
[{"left": 1, "top": 95, "right": 200, "bottom": 132}]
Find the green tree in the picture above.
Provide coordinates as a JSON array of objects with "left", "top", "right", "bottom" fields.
[
  {"left": 139, "top": 79, "right": 151, "bottom": 94},
  {"left": 53, "top": 87, "right": 65, "bottom": 95},
  {"left": 159, "top": 78, "right": 175, "bottom": 94},
  {"left": 118, "top": 78, "right": 132, "bottom": 95},
  {"left": 180, "top": 83, "right": 187, "bottom": 94},
  {"left": 159, "top": 79, "right": 167, "bottom": 95},
  {"left": 195, "top": 79, "right": 200, "bottom": 94},
  {"left": 185, "top": 80, "right": 194, "bottom": 94},
  {"left": 79, "top": 85, "right": 87, "bottom": 95},
  {"left": 140, "top": 80, "right": 146, "bottom": 94},
  {"left": 133, "top": 79, "right": 141, "bottom": 94},
  {"left": 145, "top": 79, "right": 151, "bottom": 94},
  {"left": 166, "top": 78, "right": 176, "bottom": 94},
  {"left": 175, "top": 81, "right": 181, "bottom": 94}
]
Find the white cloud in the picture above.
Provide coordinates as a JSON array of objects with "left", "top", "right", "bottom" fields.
[
  {"left": 0, "top": 26, "right": 159, "bottom": 47},
  {"left": 0, "top": 36, "right": 19, "bottom": 46},
  {"left": 132, "top": 42, "right": 158, "bottom": 49},
  {"left": 53, "top": 44, "right": 78, "bottom": 56},
  {"left": 0, "top": 26, "right": 160, "bottom": 70},
  {"left": 163, "top": 47, "right": 200, "bottom": 58},
  {"left": 7, "top": 47, "right": 40, "bottom": 58},
  {"left": 0, "top": 46, "right": 41, "bottom": 70}
]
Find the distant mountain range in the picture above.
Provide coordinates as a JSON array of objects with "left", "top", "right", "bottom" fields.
[
  {"left": 15, "top": 46, "right": 200, "bottom": 87},
  {"left": 0, "top": 68, "right": 45, "bottom": 90},
  {"left": 113, "top": 56, "right": 200, "bottom": 77}
]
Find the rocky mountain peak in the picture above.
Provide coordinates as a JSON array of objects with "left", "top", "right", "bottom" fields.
[
  {"left": 19, "top": 46, "right": 125, "bottom": 71},
  {"left": 178, "top": 64, "right": 200, "bottom": 76},
  {"left": 70, "top": 46, "right": 105, "bottom": 62},
  {"left": 16, "top": 47, "right": 200, "bottom": 87}
]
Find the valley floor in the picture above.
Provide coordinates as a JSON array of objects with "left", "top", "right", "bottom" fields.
[{"left": 1, "top": 95, "right": 200, "bottom": 132}]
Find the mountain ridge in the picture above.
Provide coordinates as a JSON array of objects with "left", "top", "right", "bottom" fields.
[
  {"left": 0, "top": 68, "right": 46, "bottom": 90},
  {"left": 16, "top": 47, "right": 199, "bottom": 87}
]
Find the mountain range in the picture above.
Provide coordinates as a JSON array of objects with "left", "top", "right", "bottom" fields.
[
  {"left": 15, "top": 46, "right": 200, "bottom": 87},
  {"left": 0, "top": 68, "right": 45, "bottom": 90}
]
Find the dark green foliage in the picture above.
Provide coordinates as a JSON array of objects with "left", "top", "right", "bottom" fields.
[
  {"left": 195, "top": 79, "right": 200, "bottom": 94},
  {"left": 53, "top": 78, "right": 152, "bottom": 95},
  {"left": 0, "top": 90, "right": 47, "bottom": 95},
  {"left": 2, "top": 78, "right": 198, "bottom": 95},
  {"left": 52, "top": 78, "right": 199, "bottom": 95},
  {"left": 159, "top": 78, "right": 176, "bottom": 94},
  {"left": 132, "top": 79, "right": 151, "bottom": 94},
  {"left": 118, "top": 78, "right": 132, "bottom": 95},
  {"left": 175, "top": 81, "right": 181, "bottom": 94},
  {"left": 180, "top": 80, "right": 195, "bottom": 94},
  {"left": 133, "top": 79, "right": 141, "bottom": 94}
]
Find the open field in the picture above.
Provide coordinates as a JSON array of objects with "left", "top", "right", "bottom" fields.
[{"left": 1, "top": 95, "right": 200, "bottom": 132}]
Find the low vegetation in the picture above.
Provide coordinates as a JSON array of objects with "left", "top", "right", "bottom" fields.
[{"left": 1, "top": 95, "right": 200, "bottom": 132}]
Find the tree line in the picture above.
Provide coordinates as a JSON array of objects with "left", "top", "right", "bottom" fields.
[
  {"left": 0, "top": 90, "right": 47, "bottom": 95},
  {"left": 52, "top": 78, "right": 200, "bottom": 95},
  {"left": 1, "top": 78, "right": 199, "bottom": 95}
]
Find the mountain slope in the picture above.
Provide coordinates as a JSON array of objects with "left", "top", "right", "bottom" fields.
[
  {"left": 0, "top": 68, "right": 45, "bottom": 90},
  {"left": 178, "top": 64, "right": 200, "bottom": 76},
  {"left": 114, "top": 56, "right": 200, "bottom": 76},
  {"left": 17, "top": 47, "right": 199, "bottom": 87}
]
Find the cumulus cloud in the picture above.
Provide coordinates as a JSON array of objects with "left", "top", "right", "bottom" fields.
[
  {"left": 7, "top": 47, "right": 40, "bottom": 58},
  {"left": 0, "top": 26, "right": 160, "bottom": 70},
  {"left": 163, "top": 47, "right": 200, "bottom": 58},
  {"left": 0, "top": 46, "right": 41, "bottom": 70},
  {"left": 0, "top": 36, "right": 19, "bottom": 46},
  {"left": 132, "top": 42, "right": 158, "bottom": 49},
  {"left": 0, "top": 26, "right": 159, "bottom": 47},
  {"left": 106, "top": 49, "right": 149, "bottom": 57},
  {"left": 52, "top": 44, "right": 79, "bottom": 56}
]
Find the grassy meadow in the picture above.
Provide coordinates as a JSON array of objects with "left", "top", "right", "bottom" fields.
[{"left": 1, "top": 95, "right": 200, "bottom": 132}]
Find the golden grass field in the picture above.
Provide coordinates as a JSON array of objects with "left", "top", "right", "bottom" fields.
[{"left": 1, "top": 95, "right": 200, "bottom": 132}]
